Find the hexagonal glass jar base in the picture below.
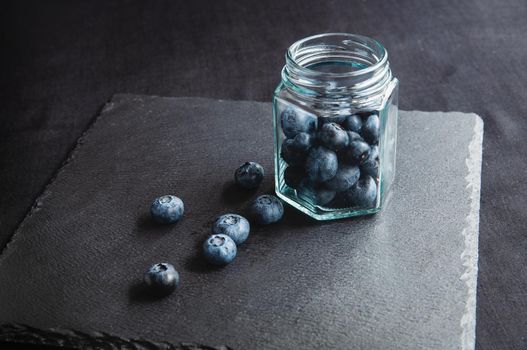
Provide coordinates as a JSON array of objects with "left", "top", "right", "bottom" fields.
[{"left": 276, "top": 188, "right": 382, "bottom": 221}]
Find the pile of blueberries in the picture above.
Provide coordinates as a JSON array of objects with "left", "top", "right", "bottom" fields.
[
  {"left": 280, "top": 106, "right": 380, "bottom": 209},
  {"left": 143, "top": 161, "right": 279, "bottom": 296}
]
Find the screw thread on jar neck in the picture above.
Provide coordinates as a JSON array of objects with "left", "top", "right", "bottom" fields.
[{"left": 282, "top": 33, "right": 393, "bottom": 106}]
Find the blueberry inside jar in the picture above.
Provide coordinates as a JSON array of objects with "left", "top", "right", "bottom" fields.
[{"left": 273, "top": 33, "right": 399, "bottom": 220}]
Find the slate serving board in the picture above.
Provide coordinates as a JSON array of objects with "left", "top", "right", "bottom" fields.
[{"left": 0, "top": 95, "right": 483, "bottom": 350}]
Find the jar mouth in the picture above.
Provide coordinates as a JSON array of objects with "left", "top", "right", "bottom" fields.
[
  {"left": 286, "top": 33, "right": 388, "bottom": 78},
  {"left": 282, "top": 33, "right": 393, "bottom": 106}
]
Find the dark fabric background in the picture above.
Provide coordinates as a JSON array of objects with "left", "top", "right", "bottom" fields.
[{"left": 1, "top": 0, "right": 526, "bottom": 349}]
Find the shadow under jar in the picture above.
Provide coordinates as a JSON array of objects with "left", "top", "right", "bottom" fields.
[{"left": 273, "top": 33, "right": 399, "bottom": 220}]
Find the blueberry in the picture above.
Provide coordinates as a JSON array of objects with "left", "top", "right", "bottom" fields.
[
  {"left": 360, "top": 145, "right": 379, "bottom": 178},
  {"left": 344, "top": 140, "right": 371, "bottom": 164},
  {"left": 319, "top": 122, "right": 349, "bottom": 151},
  {"left": 212, "top": 214, "right": 250, "bottom": 245},
  {"left": 319, "top": 115, "right": 347, "bottom": 126},
  {"left": 150, "top": 195, "right": 184, "bottom": 224},
  {"left": 284, "top": 166, "right": 305, "bottom": 189},
  {"left": 324, "top": 164, "right": 360, "bottom": 192},
  {"left": 297, "top": 180, "right": 336, "bottom": 206},
  {"left": 281, "top": 132, "right": 314, "bottom": 166},
  {"left": 143, "top": 263, "right": 179, "bottom": 295},
  {"left": 281, "top": 139, "right": 307, "bottom": 166},
  {"left": 341, "top": 176, "right": 377, "bottom": 208},
  {"left": 360, "top": 159, "right": 379, "bottom": 178},
  {"left": 305, "top": 146, "right": 338, "bottom": 182},
  {"left": 280, "top": 107, "right": 317, "bottom": 138},
  {"left": 203, "top": 234, "right": 237, "bottom": 265},
  {"left": 290, "top": 132, "right": 313, "bottom": 153},
  {"left": 346, "top": 131, "right": 363, "bottom": 143},
  {"left": 235, "top": 161, "right": 264, "bottom": 189},
  {"left": 249, "top": 194, "right": 284, "bottom": 225},
  {"left": 369, "top": 145, "right": 379, "bottom": 160},
  {"left": 343, "top": 114, "right": 362, "bottom": 133},
  {"left": 362, "top": 113, "right": 380, "bottom": 144}
]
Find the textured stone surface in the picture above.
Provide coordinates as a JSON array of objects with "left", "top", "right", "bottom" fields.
[{"left": 0, "top": 95, "right": 483, "bottom": 349}]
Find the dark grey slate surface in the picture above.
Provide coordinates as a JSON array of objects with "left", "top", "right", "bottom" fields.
[{"left": 0, "top": 95, "right": 483, "bottom": 349}]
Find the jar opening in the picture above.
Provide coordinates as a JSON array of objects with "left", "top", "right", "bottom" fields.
[
  {"left": 282, "top": 33, "right": 393, "bottom": 104},
  {"left": 286, "top": 33, "right": 387, "bottom": 78}
]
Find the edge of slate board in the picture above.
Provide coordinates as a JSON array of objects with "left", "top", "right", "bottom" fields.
[
  {"left": 460, "top": 114, "right": 483, "bottom": 350},
  {"left": 0, "top": 95, "right": 484, "bottom": 350}
]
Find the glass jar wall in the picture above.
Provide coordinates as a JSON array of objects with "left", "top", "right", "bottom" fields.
[{"left": 273, "top": 33, "right": 399, "bottom": 220}]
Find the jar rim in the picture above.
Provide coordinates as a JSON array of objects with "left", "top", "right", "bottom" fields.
[{"left": 286, "top": 33, "right": 388, "bottom": 78}]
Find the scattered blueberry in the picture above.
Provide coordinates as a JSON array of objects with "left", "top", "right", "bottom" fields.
[
  {"left": 362, "top": 113, "right": 380, "bottom": 144},
  {"left": 235, "top": 161, "right": 264, "bottom": 189},
  {"left": 143, "top": 263, "right": 179, "bottom": 295},
  {"left": 341, "top": 176, "right": 377, "bottom": 208},
  {"left": 203, "top": 234, "right": 237, "bottom": 265},
  {"left": 324, "top": 164, "right": 360, "bottom": 192},
  {"left": 344, "top": 140, "right": 371, "bottom": 164},
  {"left": 212, "top": 214, "right": 250, "bottom": 245},
  {"left": 305, "top": 146, "right": 338, "bottom": 182},
  {"left": 280, "top": 107, "right": 317, "bottom": 138},
  {"left": 249, "top": 194, "right": 284, "bottom": 225},
  {"left": 150, "top": 195, "right": 184, "bottom": 224},
  {"left": 297, "top": 180, "right": 336, "bottom": 206},
  {"left": 360, "top": 145, "right": 379, "bottom": 178},
  {"left": 343, "top": 115, "right": 362, "bottom": 133},
  {"left": 319, "top": 122, "right": 349, "bottom": 151},
  {"left": 284, "top": 166, "right": 306, "bottom": 189}
]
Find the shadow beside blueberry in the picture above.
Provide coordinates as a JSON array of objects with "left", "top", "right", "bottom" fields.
[
  {"left": 221, "top": 180, "right": 257, "bottom": 205},
  {"left": 183, "top": 253, "right": 226, "bottom": 274},
  {"left": 134, "top": 212, "right": 179, "bottom": 236},
  {"left": 280, "top": 204, "right": 318, "bottom": 228},
  {"left": 127, "top": 281, "right": 172, "bottom": 303}
]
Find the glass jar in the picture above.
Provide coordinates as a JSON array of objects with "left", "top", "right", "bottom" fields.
[{"left": 273, "top": 33, "right": 398, "bottom": 220}]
